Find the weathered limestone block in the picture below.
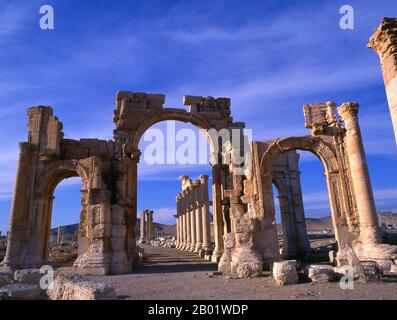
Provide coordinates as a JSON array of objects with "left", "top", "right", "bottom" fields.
[
  {"left": 73, "top": 244, "right": 112, "bottom": 276},
  {"left": 218, "top": 233, "right": 235, "bottom": 274},
  {"left": 63, "top": 146, "right": 89, "bottom": 160},
  {"left": 354, "top": 242, "right": 397, "bottom": 262},
  {"left": 305, "top": 265, "right": 335, "bottom": 282},
  {"left": 183, "top": 95, "right": 231, "bottom": 115},
  {"left": 114, "top": 92, "right": 165, "bottom": 127},
  {"left": 27, "top": 106, "right": 63, "bottom": 157},
  {"left": 112, "top": 225, "right": 127, "bottom": 238},
  {"left": 303, "top": 101, "right": 337, "bottom": 135},
  {"left": 79, "top": 138, "right": 99, "bottom": 150},
  {"left": 336, "top": 245, "right": 360, "bottom": 267},
  {"left": 14, "top": 269, "right": 42, "bottom": 285},
  {"left": 230, "top": 213, "right": 263, "bottom": 278},
  {"left": 110, "top": 237, "right": 124, "bottom": 251},
  {"left": 47, "top": 273, "right": 116, "bottom": 300},
  {"left": 373, "top": 259, "right": 393, "bottom": 272},
  {"left": 110, "top": 251, "right": 128, "bottom": 265},
  {"left": 89, "top": 147, "right": 109, "bottom": 160},
  {"left": 272, "top": 260, "right": 299, "bottom": 285},
  {"left": 0, "top": 283, "right": 42, "bottom": 300},
  {"left": 111, "top": 205, "right": 125, "bottom": 225}
]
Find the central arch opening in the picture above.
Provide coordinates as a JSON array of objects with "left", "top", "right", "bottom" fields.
[{"left": 136, "top": 119, "right": 218, "bottom": 274}]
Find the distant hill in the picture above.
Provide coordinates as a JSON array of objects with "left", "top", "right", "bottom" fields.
[
  {"left": 50, "top": 219, "right": 176, "bottom": 238},
  {"left": 52, "top": 212, "right": 397, "bottom": 237}
]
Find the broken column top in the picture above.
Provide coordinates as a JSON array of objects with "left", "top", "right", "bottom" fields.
[
  {"left": 368, "top": 17, "right": 397, "bottom": 55},
  {"left": 338, "top": 102, "right": 359, "bottom": 121},
  {"left": 179, "top": 175, "right": 192, "bottom": 191},
  {"left": 303, "top": 101, "right": 337, "bottom": 135}
]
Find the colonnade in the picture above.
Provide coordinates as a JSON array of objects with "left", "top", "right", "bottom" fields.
[
  {"left": 139, "top": 209, "right": 154, "bottom": 242},
  {"left": 175, "top": 175, "right": 213, "bottom": 258}
]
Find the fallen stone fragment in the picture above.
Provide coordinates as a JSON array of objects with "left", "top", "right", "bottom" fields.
[
  {"left": 47, "top": 273, "right": 117, "bottom": 300},
  {"left": 373, "top": 259, "right": 393, "bottom": 272},
  {"left": 272, "top": 260, "right": 298, "bottom": 285},
  {"left": 14, "top": 269, "right": 42, "bottom": 285},
  {"left": 0, "top": 283, "right": 42, "bottom": 300},
  {"left": 305, "top": 265, "right": 335, "bottom": 282}
]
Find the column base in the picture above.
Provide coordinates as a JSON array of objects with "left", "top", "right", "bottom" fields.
[
  {"left": 211, "top": 247, "right": 223, "bottom": 263},
  {"left": 195, "top": 242, "right": 203, "bottom": 253}
]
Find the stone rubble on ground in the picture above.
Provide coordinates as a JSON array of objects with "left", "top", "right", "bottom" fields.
[
  {"left": 272, "top": 260, "right": 299, "bottom": 285},
  {"left": 304, "top": 265, "right": 335, "bottom": 282},
  {"left": 47, "top": 273, "right": 117, "bottom": 300}
]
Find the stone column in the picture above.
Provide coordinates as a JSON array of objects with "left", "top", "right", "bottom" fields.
[
  {"left": 211, "top": 164, "right": 224, "bottom": 262},
  {"left": 368, "top": 18, "right": 397, "bottom": 144},
  {"left": 199, "top": 175, "right": 212, "bottom": 254},
  {"left": 338, "top": 102, "right": 381, "bottom": 244},
  {"left": 181, "top": 200, "right": 187, "bottom": 250},
  {"left": 139, "top": 211, "right": 146, "bottom": 242},
  {"left": 184, "top": 190, "right": 191, "bottom": 251},
  {"left": 144, "top": 210, "right": 150, "bottom": 241},
  {"left": 193, "top": 182, "right": 203, "bottom": 253},
  {"left": 175, "top": 195, "right": 181, "bottom": 248},
  {"left": 189, "top": 187, "right": 197, "bottom": 252},
  {"left": 145, "top": 210, "right": 154, "bottom": 241},
  {"left": 57, "top": 226, "right": 63, "bottom": 244},
  {"left": 149, "top": 210, "right": 155, "bottom": 240},
  {"left": 173, "top": 214, "right": 179, "bottom": 248}
]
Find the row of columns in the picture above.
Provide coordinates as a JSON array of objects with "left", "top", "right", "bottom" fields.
[
  {"left": 139, "top": 209, "right": 154, "bottom": 242},
  {"left": 175, "top": 175, "right": 213, "bottom": 258}
]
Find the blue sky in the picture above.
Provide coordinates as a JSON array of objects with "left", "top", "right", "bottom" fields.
[{"left": 1, "top": 0, "right": 397, "bottom": 232}]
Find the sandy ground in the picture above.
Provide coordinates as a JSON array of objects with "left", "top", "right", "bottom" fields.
[{"left": 87, "top": 245, "right": 397, "bottom": 300}]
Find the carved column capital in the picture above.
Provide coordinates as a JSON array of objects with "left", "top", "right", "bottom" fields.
[
  {"left": 338, "top": 102, "right": 359, "bottom": 121},
  {"left": 368, "top": 17, "right": 397, "bottom": 57}
]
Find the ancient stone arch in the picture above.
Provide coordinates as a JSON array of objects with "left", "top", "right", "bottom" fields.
[
  {"left": 1, "top": 92, "right": 242, "bottom": 275},
  {"left": 112, "top": 92, "right": 243, "bottom": 264},
  {"left": 2, "top": 94, "right": 396, "bottom": 278},
  {"left": 258, "top": 136, "right": 350, "bottom": 259},
  {"left": 218, "top": 101, "right": 397, "bottom": 278}
]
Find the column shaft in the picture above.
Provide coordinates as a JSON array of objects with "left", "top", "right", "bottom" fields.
[
  {"left": 200, "top": 175, "right": 212, "bottom": 251},
  {"left": 338, "top": 102, "right": 381, "bottom": 244},
  {"left": 211, "top": 164, "right": 224, "bottom": 262},
  {"left": 140, "top": 211, "right": 146, "bottom": 241},
  {"left": 368, "top": 18, "right": 397, "bottom": 144}
]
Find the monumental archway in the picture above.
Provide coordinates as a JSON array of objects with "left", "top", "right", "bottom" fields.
[
  {"left": 111, "top": 92, "right": 243, "bottom": 264},
  {"left": 2, "top": 96, "right": 397, "bottom": 278}
]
